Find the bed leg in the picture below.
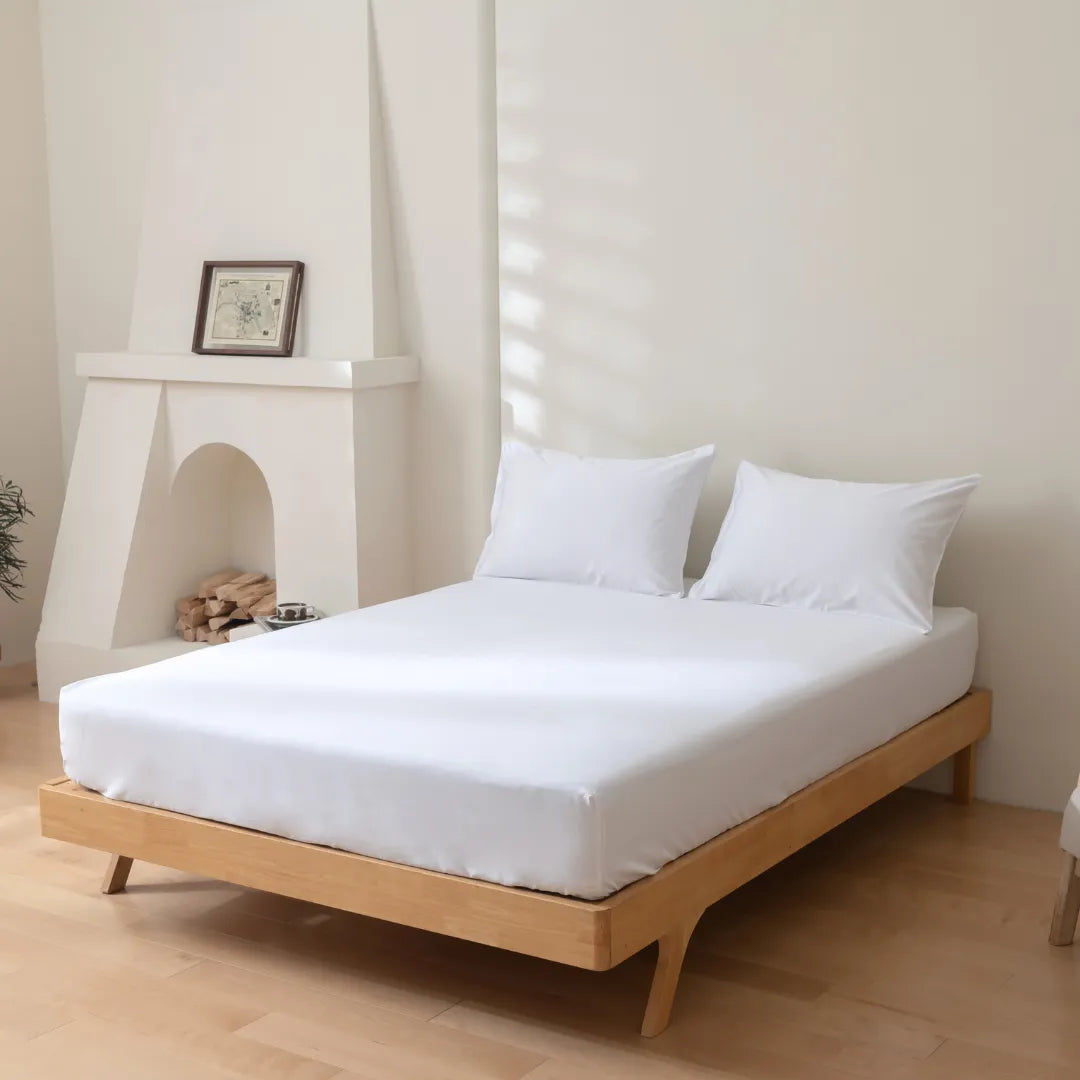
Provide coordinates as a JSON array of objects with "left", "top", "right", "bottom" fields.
[
  {"left": 101, "top": 854, "right": 134, "bottom": 895},
  {"left": 952, "top": 742, "right": 976, "bottom": 805},
  {"left": 1050, "top": 853, "right": 1080, "bottom": 946},
  {"left": 640, "top": 913, "right": 699, "bottom": 1038}
]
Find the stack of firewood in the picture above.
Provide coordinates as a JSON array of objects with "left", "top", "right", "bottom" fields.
[{"left": 175, "top": 569, "right": 276, "bottom": 644}]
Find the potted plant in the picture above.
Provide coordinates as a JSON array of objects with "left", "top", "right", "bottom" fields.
[{"left": 0, "top": 478, "right": 32, "bottom": 604}]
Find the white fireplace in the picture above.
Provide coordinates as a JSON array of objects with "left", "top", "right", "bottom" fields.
[
  {"left": 36, "top": 351, "right": 417, "bottom": 701},
  {"left": 35, "top": 1, "right": 423, "bottom": 701}
]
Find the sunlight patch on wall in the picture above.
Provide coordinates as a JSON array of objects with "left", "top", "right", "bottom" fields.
[
  {"left": 499, "top": 132, "right": 541, "bottom": 166},
  {"left": 500, "top": 236, "right": 544, "bottom": 275},
  {"left": 501, "top": 386, "right": 545, "bottom": 440},
  {"left": 502, "top": 338, "right": 544, "bottom": 384},
  {"left": 500, "top": 287, "right": 545, "bottom": 332},
  {"left": 500, "top": 188, "right": 543, "bottom": 221}
]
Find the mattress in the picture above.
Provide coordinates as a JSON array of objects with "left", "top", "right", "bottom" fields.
[{"left": 59, "top": 579, "right": 978, "bottom": 900}]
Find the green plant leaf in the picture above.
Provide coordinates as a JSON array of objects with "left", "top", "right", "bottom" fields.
[{"left": 0, "top": 477, "right": 33, "bottom": 602}]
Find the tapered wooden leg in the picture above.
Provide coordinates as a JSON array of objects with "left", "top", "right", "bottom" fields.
[
  {"left": 101, "top": 854, "right": 133, "bottom": 895},
  {"left": 952, "top": 743, "right": 976, "bottom": 805},
  {"left": 1050, "top": 853, "right": 1080, "bottom": 946},
  {"left": 640, "top": 913, "right": 700, "bottom": 1038}
]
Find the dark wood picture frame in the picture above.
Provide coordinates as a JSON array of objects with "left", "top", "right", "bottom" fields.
[{"left": 192, "top": 260, "right": 305, "bottom": 357}]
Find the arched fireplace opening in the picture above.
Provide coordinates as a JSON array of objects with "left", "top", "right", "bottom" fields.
[{"left": 112, "top": 442, "right": 274, "bottom": 649}]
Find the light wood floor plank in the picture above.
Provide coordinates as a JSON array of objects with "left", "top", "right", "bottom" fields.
[
  {"left": 4, "top": 1017, "right": 261, "bottom": 1080},
  {"left": 128, "top": 910, "right": 461, "bottom": 1020},
  {"left": 0, "top": 893, "right": 203, "bottom": 977},
  {"left": 237, "top": 1009, "right": 544, "bottom": 1080},
  {"left": 172, "top": 959, "right": 544, "bottom": 1078},
  {"left": 0, "top": 982, "right": 73, "bottom": 1042},
  {"left": 520, "top": 1057, "right": 736, "bottom": 1080}
]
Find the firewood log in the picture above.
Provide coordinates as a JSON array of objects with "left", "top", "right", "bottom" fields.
[
  {"left": 231, "top": 580, "right": 275, "bottom": 608},
  {"left": 208, "top": 614, "right": 237, "bottom": 631},
  {"left": 182, "top": 602, "right": 210, "bottom": 628},
  {"left": 216, "top": 572, "right": 269, "bottom": 601},
  {"left": 197, "top": 568, "right": 242, "bottom": 598},
  {"left": 248, "top": 593, "right": 277, "bottom": 617},
  {"left": 205, "top": 597, "right": 235, "bottom": 617},
  {"left": 176, "top": 594, "right": 200, "bottom": 616},
  {"left": 205, "top": 629, "right": 229, "bottom": 645},
  {"left": 180, "top": 627, "right": 196, "bottom": 643},
  {"left": 234, "top": 577, "right": 272, "bottom": 601}
]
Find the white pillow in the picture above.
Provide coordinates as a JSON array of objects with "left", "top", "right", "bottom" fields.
[
  {"left": 689, "top": 462, "right": 979, "bottom": 631},
  {"left": 475, "top": 441, "right": 715, "bottom": 596}
]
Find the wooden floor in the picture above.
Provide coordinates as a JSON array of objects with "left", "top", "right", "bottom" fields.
[{"left": 1, "top": 673, "right": 1077, "bottom": 1079}]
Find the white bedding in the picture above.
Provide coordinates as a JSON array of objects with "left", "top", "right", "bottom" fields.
[{"left": 60, "top": 579, "right": 977, "bottom": 899}]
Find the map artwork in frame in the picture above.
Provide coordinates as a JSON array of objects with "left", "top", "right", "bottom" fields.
[{"left": 192, "top": 261, "right": 305, "bottom": 357}]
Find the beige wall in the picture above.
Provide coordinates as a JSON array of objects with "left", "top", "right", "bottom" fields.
[
  {"left": 38, "top": 0, "right": 158, "bottom": 475},
  {"left": 372, "top": 0, "right": 501, "bottom": 590},
  {"left": 496, "top": 0, "right": 1080, "bottom": 810},
  {"left": 35, "top": 0, "right": 1079, "bottom": 811},
  {"left": 39, "top": 0, "right": 500, "bottom": 592},
  {"left": 125, "top": 0, "right": 395, "bottom": 360},
  {"left": 0, "top": 0, "right": 63, "bottom": 665}
]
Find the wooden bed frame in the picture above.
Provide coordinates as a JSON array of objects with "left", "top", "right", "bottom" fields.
[{"left": 39, "top": 688, "right": 990, "bottom": 1037}]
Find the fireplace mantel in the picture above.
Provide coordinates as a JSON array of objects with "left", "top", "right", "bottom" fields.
[
  {"left": 37, "top": 351, "right": 418, "bottom": 701},
  {"left": 77, "top": 352, "right": 419, "bottom": 390}
]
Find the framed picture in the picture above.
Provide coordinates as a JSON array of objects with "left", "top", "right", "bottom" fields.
[{"left": 192, "top": 260, "right": 304, "bottom": 356}]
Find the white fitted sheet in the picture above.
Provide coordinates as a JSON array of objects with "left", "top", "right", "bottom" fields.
[{"left": 60, "top": 579, "right": 978, "bottom": 899}]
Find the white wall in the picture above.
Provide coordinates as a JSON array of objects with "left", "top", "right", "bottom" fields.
[
  {"left": 496, "top": 0, "right": 1080, "bottom": 811},
  {"left": 126, "top": 0, "right": 396, "bottom": 360},
  {"left": 373, "top": 0, "right": 502, "bottom": 591},
  {"left": 0, "top": 0, "right": 63, "bottom": 665},
  {"left": 38, "top": 0, "right": 158, "bottom": 474},
  {"left": 39, "top": 0, "right": 499, "bottom": 593},
  {"left": 40, "top": 0, "right": 1075, "bottom": 814}
]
